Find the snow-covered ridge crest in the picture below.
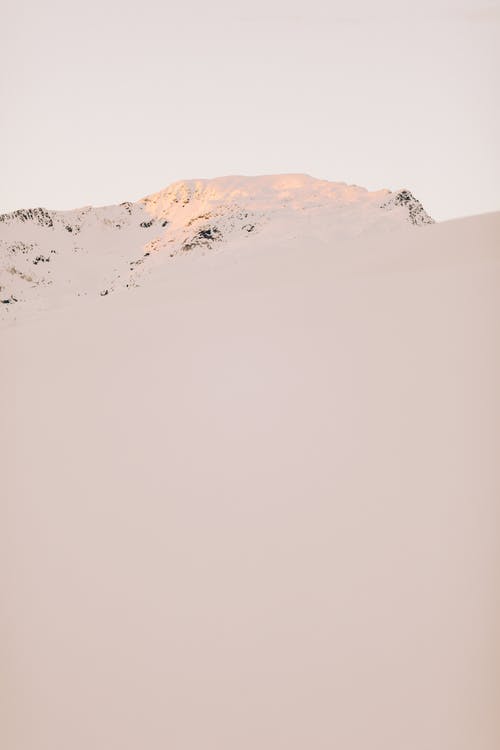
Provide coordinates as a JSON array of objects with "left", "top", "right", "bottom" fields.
[
  {"left": 0, "top": 174, "right": 433, "bottom": 320},
  {"left": 140, "top": 174, "right": 432, "bottom": 223}
]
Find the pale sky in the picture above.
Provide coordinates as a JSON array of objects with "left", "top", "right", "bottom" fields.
[{"left": 1, "top": 0, "right": 499, "bottom": 220}]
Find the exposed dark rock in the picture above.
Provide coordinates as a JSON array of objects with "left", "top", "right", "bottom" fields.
[
  {"left": 198, "top": 227, "right": 221, "bottom": 241},
  {"left": 0, "top": 207, "right": 54, "bottom": 227},
  {"left": 381, "top": 190, "right": 434, "bottom": 225},
  {"left": 33, "top": 255, "right": 50, "bottom": 265}
]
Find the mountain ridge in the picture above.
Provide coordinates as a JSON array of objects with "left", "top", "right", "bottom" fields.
[{"left": 0, "top": 174, "right": 434, "bottom": 320}]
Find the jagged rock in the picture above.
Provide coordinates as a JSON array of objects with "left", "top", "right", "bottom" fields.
[
  {"left": 381, "top": 189, "right": 434, "bottom": 225},
  {"left": 0, "top": 207, "right": 54, "bottom": 227}
]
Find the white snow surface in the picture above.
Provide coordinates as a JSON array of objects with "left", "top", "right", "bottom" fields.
[
  {"left": 1, "top": 176, "right": 499, "bottom": 749},
  {"left": 0, "top": 174, "right": 433, "bottom": 324}
]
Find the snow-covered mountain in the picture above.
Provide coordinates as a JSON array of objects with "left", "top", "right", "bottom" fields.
[
  {"left": 0, "top": 174, "right": 433, "bottom": 321},
  {"left": 3, "top": 169, "right": 499, "bottom": 749}
]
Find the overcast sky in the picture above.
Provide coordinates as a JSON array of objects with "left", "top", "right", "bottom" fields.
[{"left": 1, "top": 0, "right": 499, "bottom": 220}]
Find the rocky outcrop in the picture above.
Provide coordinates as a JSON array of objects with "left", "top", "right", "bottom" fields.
[
  {"left": 0, "top": 207, "right": 54, "bottom": 227},
  {"left": 381, "top": 189, "right": 434, "bottom": 225}
]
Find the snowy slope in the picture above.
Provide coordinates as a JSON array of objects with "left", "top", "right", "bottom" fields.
[
  {"left": 0, "top": 174, "right": 433, "bottom": 323},
  {"left": 1, "top": 206, "right": 499, "bottom": 750}
]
